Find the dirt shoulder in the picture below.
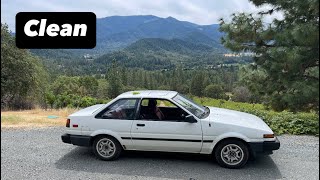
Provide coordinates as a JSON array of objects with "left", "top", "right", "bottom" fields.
[{"left": 1, "top": 108, "right": 78, "bottom": 129}]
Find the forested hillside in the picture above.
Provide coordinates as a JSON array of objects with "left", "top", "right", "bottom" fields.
[
  {"left": 31, "top": 15, "right": 225, "bottom": 57},
  {"left": 94, "top": 38, "right": 241, "bottom": 71},
  {"left": 29, "top": 15, "right": 235, "bottom": 74},
  {"left": 94, "top": 15, "right": 223, "bottom": 53},
  {"left": 31, "top": 38, "right": 250, "bottom": 75}
]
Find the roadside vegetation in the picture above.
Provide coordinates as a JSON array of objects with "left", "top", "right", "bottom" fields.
[
  {"left": 1, "top": 97, "right": 318, "bottom": 136},
  {"left": 193, "top": 97, "right": 319, "bottom": 135}
]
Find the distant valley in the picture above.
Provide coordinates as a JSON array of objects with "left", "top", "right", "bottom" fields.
[{"left": 30, "top": 15, "right": 251, "bottom": 73}]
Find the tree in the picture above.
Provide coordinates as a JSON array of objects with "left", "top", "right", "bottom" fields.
[
  {"left": 45, "top": 91, "right": 56, "bottom": 109},
  {"left": 78, "top": 76, "right": 99, "bottom": 97},
  {"left": 190, "top": 73, "right": 205, "bottom": 96},
  {"left": 232, "top": 86, "right": 252, "bottom": 102},
  {"left": 51, "top": 76, "right": 80, "bottom": 95},
  {"left": 220, "top": 0, "right": 319, "bottom": 112},
  {"left": 107, "top": 62, "right": 123, "bottom": 98},
  {"left": 204, "top": 84, "right": 225, "bottom": 99},
  {"left": 1, "top": 23, "right": 48, "bottom": 109},
  {"left": 96, "top": 79, "right": 109, "bottom": 99},
  {"left": 238, "top": 66, "right": 267, "bottom": 103}
]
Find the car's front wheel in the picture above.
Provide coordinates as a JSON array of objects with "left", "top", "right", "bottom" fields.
[
  {"left": 214, "top": 139, "right": 249, "bottom": 169},
  {"left": 92, "top": 136, "right": 122, "bottom": 161}
]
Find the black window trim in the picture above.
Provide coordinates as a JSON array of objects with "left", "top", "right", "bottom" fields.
[
  {"left": 172, "top": 94, "right": 208, "bottom": 119},
  {"left": 135, "top": 98, "right": 192, "bottom": 123},
  {"left": 95, "top": 98, "right": 141, "bottom": 120}
]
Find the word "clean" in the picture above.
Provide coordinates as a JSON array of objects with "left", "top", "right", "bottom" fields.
[{"left": 24, "top": 19, "right": 87, "bottom": 37}]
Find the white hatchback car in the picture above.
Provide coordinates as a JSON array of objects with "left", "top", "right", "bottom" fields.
[{"left": 62, "top": 90, "right": 280, "bottom": 168}]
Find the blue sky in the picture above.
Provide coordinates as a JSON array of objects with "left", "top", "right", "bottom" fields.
[{"left": 1, "top": 0, "right": 282, "bottom": 31}]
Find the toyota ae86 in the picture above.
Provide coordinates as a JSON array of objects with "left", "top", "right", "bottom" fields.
[{"left": 62, "top": 90, "right": 280, "bottom": 169}]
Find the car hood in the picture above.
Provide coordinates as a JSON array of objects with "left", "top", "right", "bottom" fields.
[
  {"left": 69, "top": 104, "right": 106, "bottom": 117},
  {"left": 208, "top": 107, "right": 273, "bottom": 133}
]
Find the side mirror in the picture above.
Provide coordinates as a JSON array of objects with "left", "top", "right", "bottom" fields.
[{"left": 185, "top": 115, "right": 197, "bottom": 123}]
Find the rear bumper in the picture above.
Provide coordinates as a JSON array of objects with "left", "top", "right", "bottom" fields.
[
  {"left": 249, "top": 137, "right": 280, "bottom": 154},
  {"left": 61, "top": 133, "right": 91, "bottom": 147}
]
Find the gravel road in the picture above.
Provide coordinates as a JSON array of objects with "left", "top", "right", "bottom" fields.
[{"left": 1, "top": 127, "right": 319, "bottom": 180}]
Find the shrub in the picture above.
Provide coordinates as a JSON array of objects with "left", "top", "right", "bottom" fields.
[
  {"left": 49, "top": 93, "right": 108, "bottom": 109},
  {"left": 232, "top": 86, "right": 252, "bottom": 102},
  {"left": 193, "top": 97, "right": 319, "bottom": 135},
  {"left": 204, "top": 84, "right": 226, "bottom": 99}
]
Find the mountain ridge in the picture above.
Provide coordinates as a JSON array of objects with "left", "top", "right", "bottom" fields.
[
  {"left": 93, "top": 38, "right": 226, "bottom": 71},
  {"left": 31, "top": 15, "right": 226, "bottom": 62},
  {"left": 93, "top": 15, "right": 224, "bottom": 54}
]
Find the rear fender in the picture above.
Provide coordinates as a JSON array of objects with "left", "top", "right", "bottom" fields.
[{"left": 90, "top": 130, "right": 124, "bottom": 145}]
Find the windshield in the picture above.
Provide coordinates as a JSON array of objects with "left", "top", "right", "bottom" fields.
[{"left": 173, "top": 94, "right": 209, "bottom": 119}]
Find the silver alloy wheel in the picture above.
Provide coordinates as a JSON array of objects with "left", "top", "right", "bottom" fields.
[
  {"left": 220, "top": 144, "right": 244, "bottom": 166},
  {"left": 96, "top": 138, "right": 116, "bottom": 158}
]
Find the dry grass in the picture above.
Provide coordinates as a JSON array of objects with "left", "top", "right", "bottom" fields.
[{"left": 1, "top": 108, "right": 79, "bottom": 129}]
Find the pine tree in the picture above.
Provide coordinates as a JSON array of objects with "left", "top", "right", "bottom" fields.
[
  {"left": 107, "top": 61, "right": 123, "bottom": 98},
  {"left": 190, "top": 72, "right": 205, "bottom": 96},
  {"left": 220, "top": 0, "right": 319, "bottom": 112}
]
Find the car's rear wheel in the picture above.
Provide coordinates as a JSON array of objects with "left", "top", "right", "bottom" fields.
[
  {"left": 93, "top": 136, "right": 122, "bottom": 160},
  {"left": 214, "top": 139, "right": 249, "bottom": 169}
]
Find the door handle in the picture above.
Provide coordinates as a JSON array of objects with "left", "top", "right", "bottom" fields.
[{"left": 136, "top": 123, "right": 145, "bottom": 127}]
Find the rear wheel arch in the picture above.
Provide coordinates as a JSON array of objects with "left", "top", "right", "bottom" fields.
[
  {"left": 91, "top": 134, "right": 123, "bottom": 161},
  {"left": 90, "top": 134, "right": 123, "bottom": 148}
]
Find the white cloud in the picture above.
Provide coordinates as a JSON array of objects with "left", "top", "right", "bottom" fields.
[{"left": 1, "top": 0, "right": 283, "bottom": 31}]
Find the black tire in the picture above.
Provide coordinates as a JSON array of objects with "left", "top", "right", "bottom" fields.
[
  {"left": 214, "top": 139, "right": 249, "bottom": 169},
  {"left": 92, "top": 136, "right": 122, "bottom": 161}
]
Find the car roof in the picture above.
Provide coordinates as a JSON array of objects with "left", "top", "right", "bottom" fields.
[{"left": 117, "top": 90, "right": 178, "bottom": 99}]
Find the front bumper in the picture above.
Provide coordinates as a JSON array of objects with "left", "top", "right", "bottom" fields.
[
  {"left": 249, "top": 137, "right": 280, "bottom": 154},
  {"left": 61, "top": 133, "right": 91, "bottom": 147}
]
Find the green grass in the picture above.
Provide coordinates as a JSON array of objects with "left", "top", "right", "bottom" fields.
[
  {"left": 193, "top": 97, "right": 319, "bottom": 135},
  {"left": 193, "top": 97, "right": 265, "bottom": 110}
]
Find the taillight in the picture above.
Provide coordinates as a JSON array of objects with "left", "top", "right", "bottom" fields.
[
  {"left": 66, "top": 119, "right": 70, "bottom": 128},
  {"left": 263, "top": 134, "right": 275, "bottom": 138}
]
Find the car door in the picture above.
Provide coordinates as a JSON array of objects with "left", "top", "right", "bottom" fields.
[
  {"left": 85, "top": 98, "right": 140, "bottom": 149},
  {"left": 130, "top": 98, "right": 203, "bottom": 153}
]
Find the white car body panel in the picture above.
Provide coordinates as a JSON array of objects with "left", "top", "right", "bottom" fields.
[
  {"left": 65, "top": 90, "right": 277, "bottom": 154},
  {"left": 130, "top": 120, "right": 202, "bottom": 152},
  {"left": 69, "top": 104, "right": 105, "bottom": 117}
]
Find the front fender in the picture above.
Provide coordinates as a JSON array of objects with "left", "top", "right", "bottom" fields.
[{"left": 210, "top": 132, "right": 250, "bottom": 152}]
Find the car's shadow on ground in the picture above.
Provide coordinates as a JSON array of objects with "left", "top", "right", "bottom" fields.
[{"left": 55, "top": 147, "right": 282, "bottom": 179}]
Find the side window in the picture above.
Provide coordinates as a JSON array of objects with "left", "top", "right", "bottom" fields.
[
  {"left": 139, "top": 98, "right": 189, "bottom": 122},
  {"left": 96, "top": 99, "right": 139, "bottom": 120},
  {"left": 157, "top": 99, "right": 176, "bottom": 107}
]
